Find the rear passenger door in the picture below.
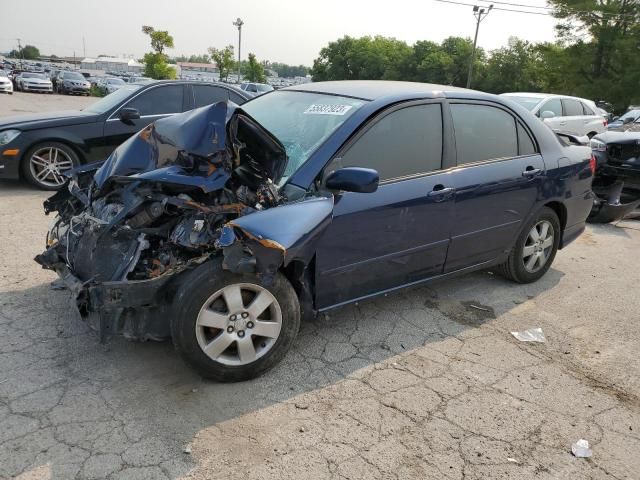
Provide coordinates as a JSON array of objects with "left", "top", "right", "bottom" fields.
[
  {"left": 191, "top": 84, "right": 230, "bottom": 109},
  {"left": 315, "top": 101, "right": 455, "bottom": 308},
  {"left": 445, "top": 102, "right": 545, "bottom": 272}
]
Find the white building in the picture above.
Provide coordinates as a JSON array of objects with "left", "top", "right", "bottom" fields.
[{"left": 81, "top": 57, "right": 144, "bottom": 73}]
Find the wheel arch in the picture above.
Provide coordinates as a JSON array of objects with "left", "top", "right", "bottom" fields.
[{"left": 543, "top": 200, "right": 567, "bottom": 245}]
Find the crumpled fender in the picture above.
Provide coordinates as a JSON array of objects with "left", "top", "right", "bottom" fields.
[{"left": 218, "top": 196, "right": 334, "bottom": 282}]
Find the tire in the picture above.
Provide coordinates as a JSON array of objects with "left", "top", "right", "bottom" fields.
[
  {"left": 21, "top": 141, "right": 80, "bottom": 190},
  {"left": 171, "top": 261, "right": 301, "bottom": 382},
  {"left": 496, "top": 207, "right": 561, "bottom": 283}
]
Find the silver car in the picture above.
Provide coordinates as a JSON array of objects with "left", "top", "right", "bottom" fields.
[
  {"left": 17, "top": 73, "right": 53, "bottom": 93},
  {"left": 501, "top": 92, "right": 607, "bottom": 138}
]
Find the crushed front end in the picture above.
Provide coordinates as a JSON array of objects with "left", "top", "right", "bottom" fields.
[
  {"left": 35, "top": 102, "right": 288, "bottom": 342},
  {"left": 590, "top": 132, "right": 640, "bottom": 223}
]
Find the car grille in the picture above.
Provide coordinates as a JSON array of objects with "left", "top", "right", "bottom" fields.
[{"left": 607, "top": 143, "right": 640, "bottom": 164}]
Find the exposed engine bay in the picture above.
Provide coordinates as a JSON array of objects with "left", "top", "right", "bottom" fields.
[{"left": 35, "top": 102, "right": 329, "bottom": 341}]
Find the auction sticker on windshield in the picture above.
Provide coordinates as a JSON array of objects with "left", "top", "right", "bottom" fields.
[{"left": 304, "top": 104, "right": 353, "bottom": 115}]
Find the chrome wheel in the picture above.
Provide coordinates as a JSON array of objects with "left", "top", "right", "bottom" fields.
[
  {"left": 195, "top": 283, "right": 282, "bottom": 366},
  {"left": 522, "top": 220, "right": 554, "bottom": 273},
  {"left": 29, "top": 146, "right": 74, "bottom": 187}
]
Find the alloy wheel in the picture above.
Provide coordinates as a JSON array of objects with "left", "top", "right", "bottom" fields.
[
  {"left": 195, "top": 283, "right": 283, "bottom": 366},
  {"left": 29, "top": 146, "right": 74, "bottom": 187},
  {"left": 522, "top": 220, "right": 554, "bottom": 273}
]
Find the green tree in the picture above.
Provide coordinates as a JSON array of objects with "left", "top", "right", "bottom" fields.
[
  {"left": 310, "top": 36, "right": 412, "bottom": 81},
  {"left": 548, "top": 0, "right": 640, "bottom": 110},
  {"left": 174, "top": 54, "right": 211, "bottom": 64},
  {"left": 243, "top": 53, "right": 267, "bottom": 82},
  {"left": 480, "top": 38, "right": 546, "bottom": 93},
  {"left": 208, "top": 45, "right": 235, "bottom": 82},
  {"left": 141, "top": 25, "right": 176, "bottom": 79},
  {"left": 9, "top": 44, "right": 40, "bottom": 60},
  {"left": 267, "top": 62, "right": 309, "bottom": 78}
]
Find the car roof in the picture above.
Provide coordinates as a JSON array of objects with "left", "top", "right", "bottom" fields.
[
  {"left": 502, "top": 92, "right": 594, "bottom": 104},
  {"left": 282, "top": 80, "right": 471, "bottom": 101}
]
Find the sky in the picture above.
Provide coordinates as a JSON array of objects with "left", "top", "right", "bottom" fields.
[{"left": 1, "top": 0, "right": 558, "bottom": 65}]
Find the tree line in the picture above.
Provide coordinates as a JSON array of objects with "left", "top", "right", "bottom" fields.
[{"left": 311, "top": 0, "right": 640, "bottom": 112}]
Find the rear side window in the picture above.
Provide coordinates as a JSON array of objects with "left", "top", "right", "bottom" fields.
[
  {"left": 125, "top": 85, "right": 183, "bottom": 116},
  {"left": 339, "top": 104, "right": 443, "bottom": 181},
  {"left": 581, "top": 102, "right": 595, "bottom": 116},
  {"left": 451, "top": 104, "right": 518, "bottom": 164},
  {"left": 563, "top": 98, "right": 583, "bottom": 116},
  {"left": 193, "top": 85, "right": 229, "bottom": 108},
  {"left": 517, "top": 123, "right": 537, "bottom": 155},
  {"left": 539, "top": 98, "right": 562, "bottom": 117}
]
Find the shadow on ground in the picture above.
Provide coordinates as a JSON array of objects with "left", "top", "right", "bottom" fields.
[{"left": 0, "top": 265, "right": 563, "bottom": 478}]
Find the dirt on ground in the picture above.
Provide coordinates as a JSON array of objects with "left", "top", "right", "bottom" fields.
[{"left": 1, "top": 93, "right": 639, "bottom": 480}]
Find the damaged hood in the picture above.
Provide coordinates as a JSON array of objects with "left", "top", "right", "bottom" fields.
[{"left": 93, "top": 101, "right": 287, "bottom": 193}]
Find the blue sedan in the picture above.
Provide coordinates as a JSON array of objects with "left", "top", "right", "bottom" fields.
[{"left": 37, "top": 81, "right": 595, "bottom": 381}]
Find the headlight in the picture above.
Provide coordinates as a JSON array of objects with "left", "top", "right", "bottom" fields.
[
  {"left": 590, "top": 138, "right": 606, "bottom": 152},
  {"left": 0, "top": 130, "right": 20, "bottom": 145}
]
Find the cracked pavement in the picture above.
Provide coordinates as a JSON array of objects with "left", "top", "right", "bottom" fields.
[{"left": 1, "top": 97, "right": 639, "bottom": 479}]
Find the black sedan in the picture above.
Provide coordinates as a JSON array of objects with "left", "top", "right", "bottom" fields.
[{"left": 0, "top": 81, "right": 250, "bottom": 189}]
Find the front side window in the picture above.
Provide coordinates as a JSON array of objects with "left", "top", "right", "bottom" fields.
[
  {"left": 451, "top": 104, "right": 518, "bottom": 164},
  {"left": 539, "top": 98, "right": 563, "bottom": 117},
  {"left": 563, "top": 98, "right": 583, "bottom": 116},
  {"left": 124, "top": 85, "right": 183, "bottom": 116},
  {"left": 339, "top": 104, "right": 443, "bottom": 181}
]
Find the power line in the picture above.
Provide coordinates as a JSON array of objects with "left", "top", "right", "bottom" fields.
[{"left": 434, "top": 0, "right": 640, "bottom": 19}]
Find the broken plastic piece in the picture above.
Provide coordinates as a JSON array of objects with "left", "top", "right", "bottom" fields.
[
  {"left": 571, "top": 439, "right": 592, "bottom": 458},
  {"left": 511, "top": 327, "right": 546, "bottom": 343}
]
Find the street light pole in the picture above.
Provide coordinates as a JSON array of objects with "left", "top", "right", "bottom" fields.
[
  {"left": 466, "top": 4, "right": 492, "bottom": 89},
  {"left": 233, "top": 17, "right": 244, "bottom": 83}
]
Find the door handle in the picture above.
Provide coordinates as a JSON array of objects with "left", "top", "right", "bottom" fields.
[
  {"left": 428, "top": 185, "right": 455, "bottom": 197},
  {"left": 522, "top": 167, "right": 542, "bottom": 177},
  {"left": 559, "top": 122, "right": 566, "bottom": 126}
]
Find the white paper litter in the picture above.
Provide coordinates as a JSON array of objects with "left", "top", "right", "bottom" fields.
[
  {"left": 511, "top": 327, "right": 546, "bottom": 343},
  {"left": 571, "top": 439, "right": 592, "bottom": 458}
]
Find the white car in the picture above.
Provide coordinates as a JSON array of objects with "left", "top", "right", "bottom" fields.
[
  {"left": 501, "top": 92, "right": 607, "bottom": 138},
  {"left": 0, "top": 70, "right": 12, "bottom": 94}
]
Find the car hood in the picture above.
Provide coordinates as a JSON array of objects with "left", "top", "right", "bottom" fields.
[
  {"left": 594, "top": 131, "right": 640, "bottom": 144},
  {"left": 93, "top": 101, "right": 287, "bottom": 193},
  {"left": 23, "top": 78, "right": 51, "bottom": 84},
  {"left": 0, "top": 110, "right": 98, "bottom": 131}
]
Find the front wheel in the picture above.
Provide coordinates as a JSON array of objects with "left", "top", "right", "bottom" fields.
[
  {"left": 171, "top": 261, "right": 301, "bottom": 382},
  {"left": 497, "top": 207, "right": 560, "bottom": 283}
]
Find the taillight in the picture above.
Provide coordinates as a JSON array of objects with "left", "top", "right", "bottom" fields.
[
  {"left": 589, "top": 154, "right": 596, "bottom": 175},
  {"left": 603, "top": 119, "right": 608, "bottom": 127}
]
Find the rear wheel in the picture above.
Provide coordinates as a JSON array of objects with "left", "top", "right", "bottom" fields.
[
  {"left": 497, "top": 207, "right": 560, "bottom": 283},
  {"left": 171, "top": 261, "right": 300, "bottom": 382},
  {"left": 22, "top": 142, "right": 79, "bottom": 190}
]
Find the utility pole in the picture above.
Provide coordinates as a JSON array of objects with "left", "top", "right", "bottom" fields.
[
  {"left": 233, "top": 17, "right": 243, "bottom": 83},
  {"left": 466, "top": 4, "right": 492, "bottom": 89},
  {"left": 16, "top": 38, "right": 22, "bottom": 67},
  {"left": 83, "top": 36, "right": 86, "bottom": 59}
]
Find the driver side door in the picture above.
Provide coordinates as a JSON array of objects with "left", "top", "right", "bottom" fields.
[
  {"left": 314, "top": 101, "right": 455, "bottom": 309},
  {"left": 101, "top": 84, "right": 188, "bottom": 159}
]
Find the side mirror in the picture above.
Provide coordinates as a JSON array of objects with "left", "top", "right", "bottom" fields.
[
  {"left": 118, "top": 107, "right": 140, "bottom": 122},
  {"left": 325, "top": 167, "right": 379, "bottom": 193},
  {"left": 612, "top": 116, "right": 619, "bottom": 121},
  {"left": 540, "top": 110, "right": 556, "bottom": 120}
]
